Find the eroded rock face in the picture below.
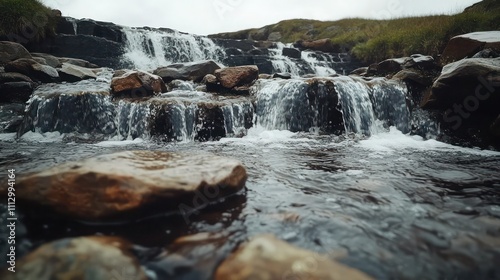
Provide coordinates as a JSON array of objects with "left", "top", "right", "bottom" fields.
[
  {"left": 1, "top": 236, "right": 146, "bottom": 280},
  {"left": 153, "top": 60, "right": 221, "bottom": 83},
  {"left": 111, "top": 70, "right": 167, "bottom": 98},
  {"left": 0, "top": 41, "right": 32, "bottom": 65},
  {"left": 12, "top": 151, "right": 247, "bottom": 221},
  {"left": 441, "top": 31, "right": 500, "bottom": 64},
  {"left": 214, "top": 235, "right": 374, "bottom": 280}
]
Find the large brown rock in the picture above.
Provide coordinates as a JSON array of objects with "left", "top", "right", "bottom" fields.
[
  {"left": 215, "top": 235, "right": 373, "bottom": 280},
  {"left": 294, "top": 38, "right": 339, "bottom": 53},
  {"left": 111, "top": 70, "right": 167, "bottom": 98},
  {"left": 0, "top": 41, "right": 32, "bottom": 65},
  {"left": 12, "top": 151, "right": 247, "bottom": 221},
  {"left": 4, "top": 58, "right": 59, "bottom": 83},
  {"left": 214, "top": 65, "right": 259, "bottom": 89},
  {"left": 441, "top": 31, "right": 500, "bottom": 65},
  {"left": 153, "top": 60, "right": 221, "bottom": 83},
  {"left": 1, "top": 236, "right": 146, "bottom": 280}
]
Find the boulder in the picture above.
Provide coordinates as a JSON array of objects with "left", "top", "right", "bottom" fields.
[
  {"left": 422, "top": 58, "right": 500, "bottom": 114},
  {"left": 214, "top": 65, "right": 259, "bottom": 89},
  {"left": 393, "top": 69, "right": 433, "bottom": 87},
  {"left": 377, "top": 57, "right": 410, "bottom": 75},
  {"left": 1, "top": 236, "right": 146, "bottom": 280},
  {"left": 294, "top": 38, "right": 339, "bottom": 53},
  {"left": 111, "top": 70, "right": 166, "bottom": 98},
  {"left": 282, "top": 47, "right": 301, "bottom": 59},
  {"left": 258, "top": 73, "right": 272, "bottom": 79},
  {"left": 225, "top": 48, "right": 243, "bottom": 56},
  {"left": 58, "top": 62, "right": 97, "bottom": 82},
  {"left": 32, "top": 57, "right": 47, "bottom": 65},
  {"left": 4, "top": 58, "right": 59, "bottom": 83},
  {"left": 0, "top": 41, "right": 32, "bottom": 65},
  {"left": 31, "top": 53, "right": 62, "bottom": 68},
  {"left": 10, "top": 151, "right": 247, "bottom": 221},
  {"left": 247, "top": 48, "right": 268, "bottom": 56},
  {"left": 215, "top": 235, "right": 373, "bottom": 280},
  {"left": 350, "top": 67, "right": 368, "bottom": 76},
  {"left": 0, "top": 82, "right": 33, "bottom": 103},
  {"left": 441, "top": 31, "right": 500, "bottom": 64},
  {"left": 473, "top": 48, "right": 500, "bottom": 59},
  {"left": 153, "top": 60, "right": 221, "bottom": 83}
]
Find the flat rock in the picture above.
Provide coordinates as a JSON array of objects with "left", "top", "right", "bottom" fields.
[
  {"left": 0, "top": 41, "right": 32, "bottom": 65},
  {"left": 215, "top": 235, "right": 374, "bottom": 280},
  {"left": 1, "top": 236, "right": 146, "bottom": 280},
  {"left": 59, "top": 57, "right": 99, "bottom": 68},
  {"left": 214, "top": 65, "right": 259, "bottom": 89},
  {"left": 31, "top": 53, "right": 62, "bottom": 68},
  {"left": 441, "top": 31, "right": 500, "bottom": 64},
  {"left": 153, "top": 60, "right": 221, "bottom": 83},
  {"left": 111, "top": 70, "right": 167, "bottom": 98},
  {"left": 58, "top": 62, "right": 97, "bottom": 82},
  {"left": 12, "top": 151, "right": 247, "bottom": 221},
  {"left": 4, "top": 58, "right": 59, "bottom": 83}
]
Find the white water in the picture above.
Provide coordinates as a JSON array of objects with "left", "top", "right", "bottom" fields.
[{"left": 122, "top": 27, "right": 226, "bottom": 71}]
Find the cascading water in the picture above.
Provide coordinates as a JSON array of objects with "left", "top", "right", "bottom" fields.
[
  {"left": 19, "top": 81, "right": 254, "bottom": 142},
  {"left": 253, "top": 76, "right": 411, "bottom": 136},
  {"left": 122, "top": 27, "right": 226, "bottom": 70}
]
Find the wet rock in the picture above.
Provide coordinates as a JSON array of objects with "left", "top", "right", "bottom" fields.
[
  {"left": 350, "top": 67, "right": 368, "bottom": 76},
  {"left": 473, "top": 48, "right": 500, "bottom": 59},
  {"left": 0, "top": 41, "right": 32, "bottom": 65},
  {"left": 423, "top": 58, "right": 500, "bottom": 113},
  {"left": 0, "top": 72, "right": 33, "bottom": 84},
  {"left": 58, "top": 63, "right": 97, "bottom": 82},
  {"left": 258, "top": 73, "right": 272, "bottom": 79},
  {"left": 1, "top": 236, "right": 146, "bottom": 280},
  {"left": 253, "top": 41, "right": 277, "bottom": 49},
  {"left": 153, "top": 60, "right": 221, "bottom": 83},
  {"left": 0, "top": 82, "right": 34, "bottom": 103},
  {"left": 441, "top": 31, "right": 500, "bottom": 64},
  {"left": 282, "top": 47, "right": 301, "bottom": 59},
  {"left": 111, "top": 70, "right": 166, "bottom": 98},
  {"left": 0, "top": 103, "right": 25, "bottom": 132},
  {"left": 393, "top": 69, "right": 433, "bottom": 87},
  {"left": 273, "top": 72, "right": 292, "bottom": 79},
  {"left": 31, "top": 53, "right": 62, "bottom": 68},
  {"left": 248, "top": 48, "right": 268, "bottom": 56},
  {"left": 215, "top": 65, "right": 259, "bottom": 89},
  {"left": 225, "top": 48, "right": 243, "bottom": 56},
  {"left": 294, "top": 38, "right": 339, "bottom": 53},
  {"left": 377, "top": 57, "right": 410, "bottom": 75},
  {"left": 11, "top": 150, "right": 247, "bottom": 221},
  {"left": 4, "top": 58, "right": 59, "bottom": 83},
  {"left": 214, "top": 235, "right": 373, "bottom": 280},
  {"left": 59, "top": 57, "right": 99, "bottom": 68}
]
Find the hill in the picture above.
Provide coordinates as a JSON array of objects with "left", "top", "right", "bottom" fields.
[{"left": 208, "top": 0, "right": 500, "bottom": 63}]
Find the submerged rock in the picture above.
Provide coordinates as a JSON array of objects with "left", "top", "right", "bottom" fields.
[
  {"left": 1, "top": 236, "right": 146, "bottom": 280},
  {"left": 12, "top": 151, "right": 247, "bottom": 221},
  {"left": 441, "top": 31, "right": 500, "bottom": 64},
  {"left": 111, "top": 70, "right": 166, "bottom": 98},
  {"left": 214, "top": 235, "right": 373, "bottom": 280}
]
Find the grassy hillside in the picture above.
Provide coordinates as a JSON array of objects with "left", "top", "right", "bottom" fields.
[
  {"left": 209, "top": 0, "right": 500, "bottom": 63},
  {"left": 0, "top": 0, "right": 58, "bottom": 42}
]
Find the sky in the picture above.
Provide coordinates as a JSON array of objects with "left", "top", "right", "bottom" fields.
[{"left": 42, "top": 0, "right": 482, "bottom": 35}]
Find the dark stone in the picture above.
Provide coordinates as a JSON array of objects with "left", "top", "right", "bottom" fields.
[
  {"left": 248, "top": 48, "right": 269, "bottom": 56},
  {"left": 473, "top": 48, "right": 500, "bottom": 59},
  {"left": 0, "top": 72, "right": 33, "bottom": 83},
  {"left": 253, "top": 56, "right": 274, "bottom": 74},
  {"left": 0, "top": 41, "right": 32, "bottom": 65},
  {"left": 282, "top": 47, "right": 301, "bottom": 59},
  {"left": 5, "top": 58, "right": 59, "bottom": 83},
  {"left": 223, "top": 55, "right": 255, "bottom": 67},
  {"left": 56, "top": 17, "right": 77, "bottom": 35},
  {"left": 212, "top": 38, "right": 255, "bottom": 52},
  {"left": 0, "top": 82, "right": 33, "bottom": 103},
  {"left": 26, "top": 34, "right": 124, "bottom": 68},
  {"left": 153, "top": 60, "right": 221, "bottom": 83},
  {"left": 195, "top": 104, "right": 226, "bottom": 141}
]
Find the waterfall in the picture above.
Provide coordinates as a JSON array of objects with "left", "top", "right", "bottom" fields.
[
  {"left": 19, "top": 81, "right": 254, "bottom": 142},
  {"left": 301, "top": 51, "right": 338, "bottom": 77},
  {"left": 122, "top": 27, "right": 226, "bottom": 71},
  {"left": 252, "top": 76, "right": 411, "bottom": 136}
]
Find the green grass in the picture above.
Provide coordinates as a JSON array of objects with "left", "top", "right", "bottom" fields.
[
  {"left": 0, "top": 0, "right": 57, "bottom": 42},
  {"left": 210, "top": 0, "right": 500, "bottom": 64}
]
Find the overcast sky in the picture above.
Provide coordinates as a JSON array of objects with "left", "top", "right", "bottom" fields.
[{"left": 42, "top": 0, "right": 481, "bottom": 35}]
